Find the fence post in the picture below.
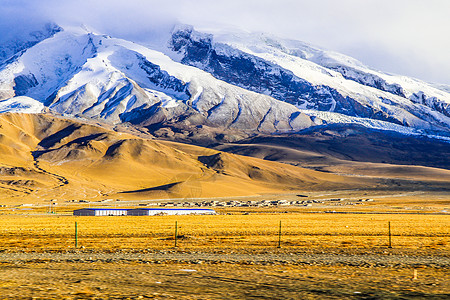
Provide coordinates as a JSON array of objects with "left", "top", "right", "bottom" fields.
[
  {"left": 388, "top": 221, "right": 392, "bottom": 248},
  {"left": 75, "top": 222, "right": 78, "bottom": 248},
  {"left": 277, "top": 221, "right": 282, "bottom": 248},
  {"left": 174, "top": 221, "right": 178, "bottom": 248}
]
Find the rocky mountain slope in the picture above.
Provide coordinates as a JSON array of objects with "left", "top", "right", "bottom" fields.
[
  {"left": 1, "top": 113, "right": 449, "bottom": 204},
  {"left": 0, "top": 23, "right": 449, "bottom": 203}
]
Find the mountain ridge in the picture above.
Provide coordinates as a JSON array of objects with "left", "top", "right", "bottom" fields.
[
  {"left": 0, "top": 21, "right": 449, "bottom": 156},
  {"left": 168, "top": 25, "right": 450, "bottom": 132},
  {"left": 0, "top": 24, "right": 320, "bottom": 136}
]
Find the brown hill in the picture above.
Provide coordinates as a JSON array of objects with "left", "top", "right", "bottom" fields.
[
  {"left": 215, "top": 125, "right": 450, "bottom": 170},
  {"left": 0, "top": 113, "right": 382, "bottom": 204}
]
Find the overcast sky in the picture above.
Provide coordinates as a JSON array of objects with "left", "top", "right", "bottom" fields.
[{"left": 2, "top": 0, "right": 450, "bottom": 84}]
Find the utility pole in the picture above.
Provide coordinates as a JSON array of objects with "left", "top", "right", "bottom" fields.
[
  {"left": 75, "top": 222, "right": 78, "bottom": 248},
  {"left": 388, "top": 221, "right": 392, "bottom": 248},
  {"left": 174, "top": 221, "right": 178, "bottom": 248},
  {"left": 277, "top": 221, "right": 282, "bottom": 248}
]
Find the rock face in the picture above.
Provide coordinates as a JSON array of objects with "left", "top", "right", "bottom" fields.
[
  {"left": 170, "top": 27, "right": 338, "bottom": 111},
  {"left": 326, "top": 65, "right": 405, "bottom": 97},
  {"left": 0, "top": 23, "right": 450, "bottom": 140}
]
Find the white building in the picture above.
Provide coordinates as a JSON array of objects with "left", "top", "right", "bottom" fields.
[
  {"left": 73, "top": 208, "right": 215, "bottom": 216},
  {"left": 127, "top": 208, "right": 215, "bottom": 216},
  {"left": 73, "top": 208, "right": 129, "bottom": 216}
]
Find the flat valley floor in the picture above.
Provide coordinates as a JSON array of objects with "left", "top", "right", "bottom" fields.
[{"left": 0, "top": 197, "right": 449, "bottom": 299}]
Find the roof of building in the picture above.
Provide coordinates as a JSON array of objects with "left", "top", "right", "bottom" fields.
[
  {"left": 132, "top": 208, "right": 215, "bottom": 211},
  {"left": 74, "top": 208, "right": 214, "bottom": 211},
  {"left": 74, "top": 208, "right": 128, "bottom": 211}
]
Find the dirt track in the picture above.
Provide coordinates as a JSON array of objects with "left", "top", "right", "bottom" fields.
[{"left": 0, "top": 250, "right": 449, "bottom": 268}]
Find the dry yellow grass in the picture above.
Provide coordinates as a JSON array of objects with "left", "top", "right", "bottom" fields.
[{"left": 0, "top": 213, "right": 448, "bottom": 251}]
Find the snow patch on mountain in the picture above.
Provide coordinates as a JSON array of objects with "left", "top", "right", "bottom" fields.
[
  {"left": 212, "top": 29, "right": 450, "bottom": 104},
  {"left": 0, "top": 96, "right": 44, "bottom": 113}
]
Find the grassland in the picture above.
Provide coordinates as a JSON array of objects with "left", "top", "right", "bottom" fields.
[
  {"left": 0, "top": 212, "right": 447, "bottom": 252},
  {"left": 0, "top": 211, "right": 448, "bottom": 299}
]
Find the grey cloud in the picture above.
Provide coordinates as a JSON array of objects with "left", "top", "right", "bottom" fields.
[{"left": 1, "top": 0, "right": 449, "bottom": 84}]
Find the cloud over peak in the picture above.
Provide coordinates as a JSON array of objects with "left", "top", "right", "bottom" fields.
[{"left": 1, "top": 0, "right": 449, "bottom": 84}]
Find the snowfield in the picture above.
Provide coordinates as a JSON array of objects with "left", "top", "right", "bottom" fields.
[{"left": 0, "top": 96, "right": 44, "bottom": 114}]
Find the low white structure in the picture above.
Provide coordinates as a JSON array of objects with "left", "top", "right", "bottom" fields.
[
  {"left": 127, "top": 208, "right": 215, "bottom": 216},
  {"left": 73, "top": 208, "right": 128, "bottom": 216},
  {"left": 73, "top": 208, "right": 215, "bottom": 216}
]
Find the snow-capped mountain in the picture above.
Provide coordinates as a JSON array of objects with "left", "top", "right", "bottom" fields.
[
  {"left": 168, "top": 26, "right": 450, "bottom": 132},
  {"left": 0, "top": 24, "right": 316, "bottom": 134},
  {"left": 1, "top": 23, "right": 450, "bottom": 140}
]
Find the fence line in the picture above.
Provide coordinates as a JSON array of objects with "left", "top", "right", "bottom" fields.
[{"left": 0, "top": 225, "right": 447, "bottom": 251}]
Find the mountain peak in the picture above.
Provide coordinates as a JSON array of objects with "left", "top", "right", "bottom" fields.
[{"left": 0, "top": 22, "right": 62, "bottom": 65}]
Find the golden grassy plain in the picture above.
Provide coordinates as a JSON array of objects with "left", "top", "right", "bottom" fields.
[
  {"left": 0, "top": 209, "right": 448, "bottom": 299},
  {"left": 0, "top": 212, "right": 447, "bottom": 252}
]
